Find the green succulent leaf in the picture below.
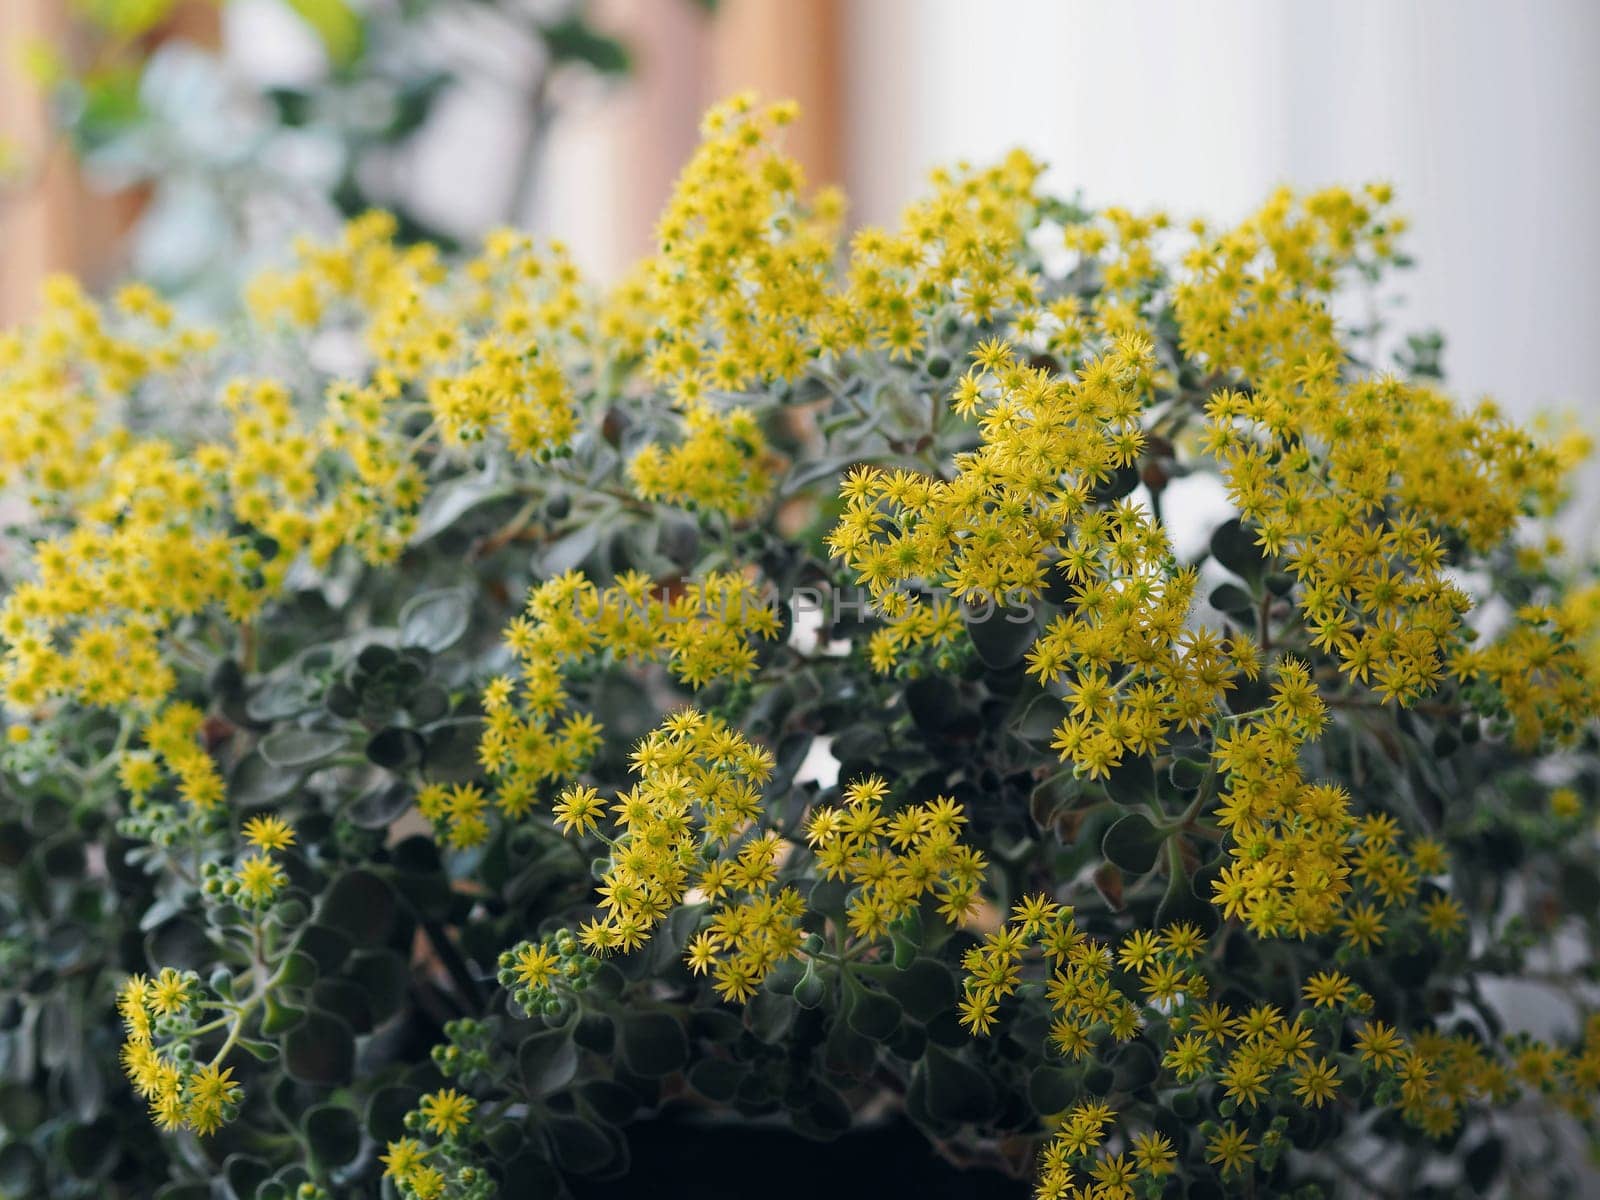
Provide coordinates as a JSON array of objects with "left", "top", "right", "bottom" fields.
[
  {"left": 399, "top": 587, "right": 472, "bottom": 653},
  {"left": 1209, "top": 516, "right": 1266, "bottom": 580},
  {"left": 617, "top": 1010, "right": 689, "bottom": 1078},
  {"left": 919, "top": 1045, "right": 996, "bottom": 1124},
  {"left": 1101, "top": 811, "right": 1166, "bottom": 875},
  {"left": 282, "top": 1009, "right": 356, "bottom": 1087},
  {"left": 303, "top": 1103, "right": 362, "bottom": 1168},
  {"left": 519, "top": 1026, "right": 580, "bottom": 1098},
  {"left": 257, "top": 727, "right": 347, "bottom": 769}
]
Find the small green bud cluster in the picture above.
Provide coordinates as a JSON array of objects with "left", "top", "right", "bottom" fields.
[
  {"left": 118, "top": 798, "right": 226, "bottom": 848},
  {"left": 1259, "top": 1117, "right": 1289, "bottom": 1172},
  {"left": 495, "top": 929, "right": 598, "bottom": 1021},
  {"left": 431, "top": 1018, "right": 494, "bottom": 1079}
]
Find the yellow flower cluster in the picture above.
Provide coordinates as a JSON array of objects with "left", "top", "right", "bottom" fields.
[
  {"left": 121, "top": 701, "right": 226, "bottom": 812},
  {"left": 1456, "top": 600, "right": 1599, "bottom": 749},
  {"left": 428, "top": 231, "right": 585, "bottom": 454},
  {"left": 381, "top": 1138, "right": 449, "bottom": 1200},
  {"left": 0, "top": 276, "right": 209, "bottom": 507},
  {"left": 255, "top": 212, "right": 597, "bottom": 466},
  {"left": 0, "top": 425, "right": 233, "bottom": 709},
  {"left": 0, "top": 330, "right": 440, "bottom": 913},
  {"left": 621, "top": 94, "right": 842, "bottom": 519},
  {"left": 117, "top": 969, "right": 241, "bottom": 1135},
  {"left": 1064, "top": 206, "right": 1173, "bottom": 301},
  {"left": 1174, "top": 185, "right": 1394, "bottom": 373},
  {"left": 1197, "top": 655, "right": 1365, "bottom": 939},
  {"left": 559, "top": 722, "right": 990, "bottom": 1004},
  {"left": 1561, "top": 581, "right": 1600, "bottom": 675},
  {"left": 1181, "top": 187, "right": 1593, "bottom": 727},
  {"left": 803, "top": 775, "right": 987, "bottom": 938},
  {"left": 475, "top": 570, "right": 778, "bottom": 845},
  {"left": 556, "top": 709, "right": 794, "bottom": 1002},
  {"left": 1038, "top": 1101, "right": 1176, "bottom": 1199},
  {"left": 249, "top": 210, "right": 441, "bottom": 336},
  {"left": 0, "top": 268, "right": 438, "bottom": 718},
  {"left": 957, "top": 896, "right": 1207, "bottom": 1048},
  {"left": 1203, "top": 374, "right": 1568, "bottom": 708},
  {"left": 965, "top": 897, "right": 1593, "bottom": 1196},
  {"left": 829, "top": 179, "right": 1599, "bottom": 945},
  {"left": 641, "top": 93, "right": 840, "bottom": 406},
  {"left": 682, "top": 865, "right": 806, "bottom": 1004},
  {"left": 218, "top": 375, "right": 421, "bottom": 568},
  {"left": 630, "top": 96, "right": 1043, "bottom": 515},
  {"left": 117, "top": 817, "right": 297, "bottom": 1135},
  {"left": 628, "top": 404, "right": 776, "bottom": 519},
  {"left": 1355, "top": 1013, "right": 1600, "bottom": 1136},
  {"left": 416, "top": 781, "right": 499, "bottom": 853},
  {"left": 960, "top": 900, "right": 1203, "bottom": 1199},
  {"left": 381, "top": 1088, "right": 481, "bottom": 1200},
  {"left": 827, "top": 335, "right": 1214, "bottom": 753},
  {"left": 827, "top": 149, "right": 1044, "bottom": 360}
]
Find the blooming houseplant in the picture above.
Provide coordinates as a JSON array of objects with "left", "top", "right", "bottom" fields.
[{"left": 0, "top": 94, "right": 1597, "bottom": 1199}]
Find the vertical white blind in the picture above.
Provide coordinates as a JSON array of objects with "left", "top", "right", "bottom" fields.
[{"left": 844, "top": 0, "right": 1600, "bottom": 421}]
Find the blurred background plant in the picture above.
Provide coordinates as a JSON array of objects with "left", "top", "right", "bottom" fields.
[
  {"left": 6, "top": 0, "right": 694, "bottom": 312},
  {"left": 3, "top": 1, "right": 1594, "bottom": 429}
]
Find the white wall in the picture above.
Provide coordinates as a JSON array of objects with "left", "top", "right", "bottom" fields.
[{"left": 844, "top": 0, "right": 1600, "bottom": 421}]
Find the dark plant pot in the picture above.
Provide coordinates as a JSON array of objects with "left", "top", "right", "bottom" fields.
[{"left": 570, "top": 1114, "right": 1028, "bottom": 1200}]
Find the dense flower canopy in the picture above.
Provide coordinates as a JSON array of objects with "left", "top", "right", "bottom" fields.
[{"left": 1, "top": 94, "right": 1597, "bottom": 1200}]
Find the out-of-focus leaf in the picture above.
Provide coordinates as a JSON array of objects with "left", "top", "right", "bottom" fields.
[
  {"left": 285, "top": 0, "right": 366, "bottom": 69},
  {"left": 399, "top": 588, "right": 471, "bottom": 653},
  {"left": 540, "top": 16, "right": 630, "bottom": 75}
]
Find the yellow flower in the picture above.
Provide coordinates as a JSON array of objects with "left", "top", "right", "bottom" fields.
[
  {"left": 1355, "top": 1020, "right": 1405, "bottom": 1070},
  {"left": 1116, "top": 928, "right": 1161, "bottom": 974},
  {"left": 1550, "top": 787, "right": 1581, "bottom": 820},
  {"left": 235, "top": 854, "right": 286, "bottom": 905},
  {"left": 118, "top": 752, "right": 163, "bottom": 796},
  {"left": 148, "top": 968, "right": 191, "bottom": 1018},
  {"left": 241, "top": 814, "right": 295, "bottom": 852},
  {"left": 1337, "top": 902, "right": 1387, "bottom": 953},
  {"left": 958, "top": 991, "right": 998, "bottom": 1036},
  {"left": 511, "top": 942, "right": 559, "bottom": 991},
  {"left": 1292, "top": 1057, "right": 1341, "bottom": 1107},
  {"left": 118, "top": 973, "right": 151, "bottom": 1031},
  {"left": 1160, "top": 923, "right": 1206, "bottom": 960},
  {"left": 406, "top": 1165, "right": 447, "bottom": 1200},
  {"left": 1130, "top": 1130, "right": 1176, "bottom": 1177},
  {"left": 685, "top": 932, "right": 718, "bottom": 976},
  {"left": 1088, "top": 1152, "right": 1135, "bottom": 1192},
  {"left": 1421, "top": 894, "right": 1465, "bottom": 938},
  {"left": 1409, "top": 836, "right": 1448, "bottom": 875},
  {"left": 183, "top": 1063, "right": 240, "bottom": 1135},
  {"left": 1220, "top": 1053, "right": 1270, "bottom": 1109},
  {"left": 1302, "top": 970, "right": 1353, "bottom": 1008},
  {"left": 1205, "top": 1122, "right": 1256, "bottom": 1176},
  {"left": 381, "top": 1137, "right": 429, "bottom": 1180},
  {"left": 552, "top": 784, "right": 604, "bottom": 836},
  {"left": 417, "top": 1087, "right": 475, "bottom": 1138},
  {"left": 629, "top": 407, "right": 776, "bottom": 519}
]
